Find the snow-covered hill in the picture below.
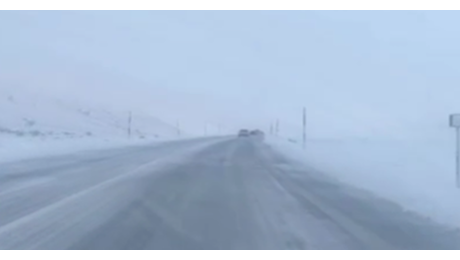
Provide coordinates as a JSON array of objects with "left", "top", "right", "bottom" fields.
[
  {"left": 0, "top": 83, "right": 182, "bottom": 163},
  {"left": 0, "top": 85, "right": 181, "bottom": 140}
]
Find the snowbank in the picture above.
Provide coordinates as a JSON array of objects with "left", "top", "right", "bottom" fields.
[
  {"left": 0, "top": 135, "right": 159, "bottom": 164},
  {"left": 268, "top": 137, "right": 460, "bottom": 228}
]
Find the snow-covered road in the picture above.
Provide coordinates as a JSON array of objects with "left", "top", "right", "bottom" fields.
[{"left": 0, "top": 137, "right": 459, "bottom": 249}]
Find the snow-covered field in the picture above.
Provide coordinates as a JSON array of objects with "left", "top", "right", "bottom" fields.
[
  {"left": 0, "top": 84, "right": 183, "bottom": 164},
  {"left": 0, "top": 136, "right": 159, "bottom": 164},
  {"left": 269, "top": 137, "right": 460, "bottom": 228}
]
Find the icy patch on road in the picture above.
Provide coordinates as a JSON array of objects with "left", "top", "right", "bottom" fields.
[{"left": 0, "top": 137, "right": 226, "bottom": 249}]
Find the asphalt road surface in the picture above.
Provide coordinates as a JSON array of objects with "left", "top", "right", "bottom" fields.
[{"left": 0, "top": 137, "right": 459, "bottom": 250}]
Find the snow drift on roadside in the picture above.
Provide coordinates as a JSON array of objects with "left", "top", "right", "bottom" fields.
[
  {"left": 268, "top": 137, "right": 460, "bottom": 228},
  {"left": 0, "top": 136, "right": 152, "bottom": 164}
]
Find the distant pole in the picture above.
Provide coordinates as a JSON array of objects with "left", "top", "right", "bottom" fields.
[
  {"left": 176, "top": 121, "right": 181, "bottom": 136},
  {"left": 275, "top": 119, "right": 279, "bottom": 136},
  {"left": 302, "top": 107, "right": 306, "bottom": 150},
  {"left": 128, "top": 111, "right": 132, "bottom": 138}
]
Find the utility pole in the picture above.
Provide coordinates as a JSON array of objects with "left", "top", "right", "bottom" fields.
[
  {"left": 176, "top": 120, "right": 181, "bottom": 136},
  {"left": 303, "top": 107, "right": 306, "bottom": 150},
  {"left": 275, "top": 119, "right": 279, "bottom": 136},
  {"left": 128, "top": 111, "right": 132, "bottom": 138}
]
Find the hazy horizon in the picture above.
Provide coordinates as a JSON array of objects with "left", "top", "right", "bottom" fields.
[{"left": 1, "top": 11, "right": 459, "bottom": 139}]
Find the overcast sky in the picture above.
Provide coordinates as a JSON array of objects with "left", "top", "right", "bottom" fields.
[{"left": 1, "top": 11, "right": 460, "bottom": 139}]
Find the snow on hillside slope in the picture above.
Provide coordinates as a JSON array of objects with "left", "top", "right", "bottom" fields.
[
  {"left": 0, "top": 86, "right": 180, "bottom": 139},
  {"left": 0, "top": 85, "right": 181, "bottom": 163},
  {"left": 268, "top": 137, "right": 460, "bottom": 229}
]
